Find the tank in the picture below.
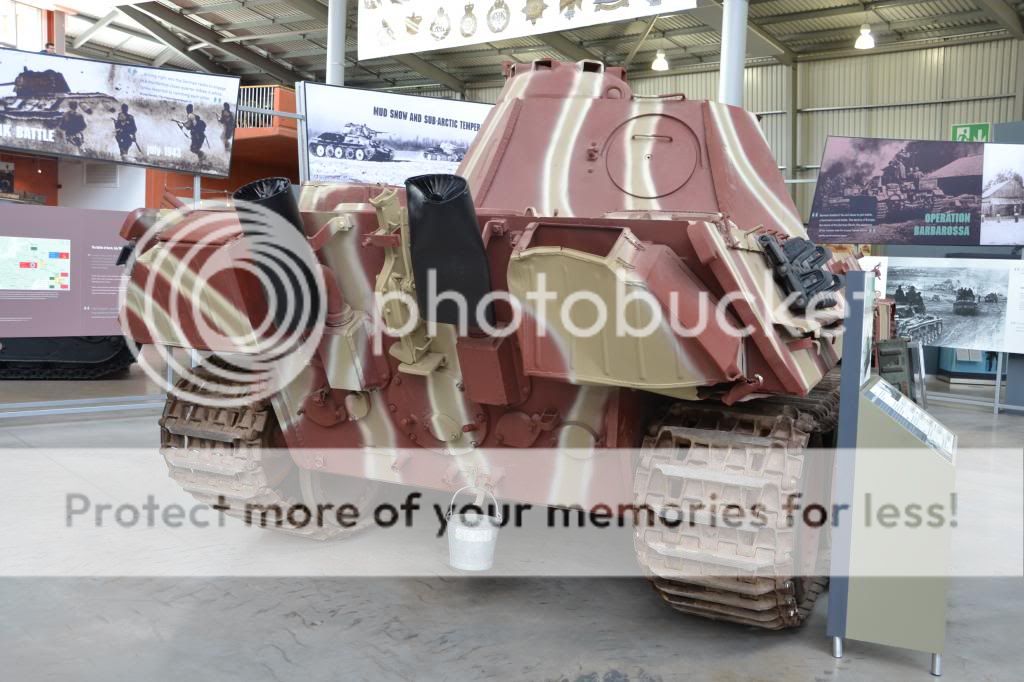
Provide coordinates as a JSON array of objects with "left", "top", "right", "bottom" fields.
[
  {"left": 422, "top": 142, "right": 466, "bottom": 162},
  {"left": 953, "top": 288, "right": 979, "bottom": 315},
  {"left": 119, "top": 60, "right": 853, "bottom": 630},
  {"left": 0, "top": 67, "right": 117, "bottom": 126},
  {"left": 307, "top": 123, "right": 394, "bottom": 161}
]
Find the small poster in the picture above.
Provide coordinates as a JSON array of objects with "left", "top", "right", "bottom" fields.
[
  {"left": 299, "top": 82, "right": 492, "bottom": 185},
  {"left": 874, "top": 256, "right": 1024, "bottom": 355},
  {"left": 981, "top": 144, "right": 1024, "bottom": 245},
  {"left": 0, "top": 47, "right": 240, "bottom": 178}
]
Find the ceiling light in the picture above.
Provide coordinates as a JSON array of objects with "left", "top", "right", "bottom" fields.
[
  {"left": 854, "top": 24, "right": 875, "bottom": 50},
  {"left": 651, "top": 50, "right": 669, "bottom": 72}
]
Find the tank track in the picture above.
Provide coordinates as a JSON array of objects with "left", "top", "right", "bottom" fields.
[
  {"left": 0, "top": 344, "right": 135, "bottom": 380},
  {"left": 634, "top": 369, "right": 840, "bottom": 629},
  {"left": 159, "top": 367, "right": 370, "bottom": 540}
]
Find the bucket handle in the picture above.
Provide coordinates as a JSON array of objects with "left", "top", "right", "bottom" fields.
[{"left": 447, "top": 485, "right": 502, "bottom": 523}]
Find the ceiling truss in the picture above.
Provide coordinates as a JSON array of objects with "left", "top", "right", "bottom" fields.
[{"left": 59, "top": 0, "right": 1024, "bottom": 92}]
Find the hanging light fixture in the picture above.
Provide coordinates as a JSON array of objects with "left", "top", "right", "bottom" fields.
[
  {"left": 854, "top": 23, "right": 875, "bottom": 50},
  {"left": 651, "top": 49, "right": 669, "bottom": 72}
]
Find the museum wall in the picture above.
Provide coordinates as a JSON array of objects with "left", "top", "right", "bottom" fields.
[
  {"left": 0, "top": 151, "right": 58, "bottom": 205},
  {"left": 58, "top": 161, "right": 147, "bottom": 211}
]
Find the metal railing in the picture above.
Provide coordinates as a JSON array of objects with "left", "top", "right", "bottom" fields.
[{"left": 237, "top": 85, "right": 278, "bottom": 128}]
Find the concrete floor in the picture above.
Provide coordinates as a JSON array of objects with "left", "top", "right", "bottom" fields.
[{"left": 0, "top": 375, "right": 1022, "bottom": 681}]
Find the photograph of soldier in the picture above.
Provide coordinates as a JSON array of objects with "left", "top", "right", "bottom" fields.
[
  {"left": 217, "top": 102, "right": 235, "bottom": 152},
  {"left": 113, "top": 104, "right": 139, "bottom": 161},
  {"left": 176, "top": 103, "right": 208, "bottom": 165},
  {"left": 57, "top": 100, "right": 86, "bottom": 149}
]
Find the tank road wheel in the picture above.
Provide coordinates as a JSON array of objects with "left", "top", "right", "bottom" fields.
[
  {"left": 158, "top": 366, "right": 375, "bottom": 540},
  {"left": 633, "top": 372, "right": 840, "bottom": 629},
  {"left": 345, "top": 148, "right": 355, "bottom": 159},
  {"left": 354, "top": 149, "right": 366, "bottom": 161},
  {"left": 314, "top": 144, "right": 326, "bottom": 157},
  {"left": 325, "top": 145, "right": 336, "bottom": 158}
]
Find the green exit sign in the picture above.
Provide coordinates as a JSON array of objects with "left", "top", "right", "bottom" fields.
[{"left": 951, "top": 122, "right": 990, "bottom": 142}]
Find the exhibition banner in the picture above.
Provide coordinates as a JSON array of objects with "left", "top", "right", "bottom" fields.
[
  {"left": 357, "top": 0, "right": 697, "bottom": 60},
  {"left": 873, "top": 256, "right": 1024, "bottom": 355},
  {"left": 809, "top": 136, "right": 1024, "bottom": 246},
  {"left": 0, "top": 204, "right": 125, "bottom": 338},
  {"left": 0, "top": 47, "right": 241, "bottom": 178},
  {"left": 299, "top": 82, "right": 492, "bottom": 185}
]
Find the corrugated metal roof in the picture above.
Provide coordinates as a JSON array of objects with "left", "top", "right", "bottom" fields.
[{"left": 59, "top": 0, "right": 1024, "bottom": 90}]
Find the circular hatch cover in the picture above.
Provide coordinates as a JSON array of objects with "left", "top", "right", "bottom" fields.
[{"left": 604, "top": 115, "right": 700, "bottom": 199}]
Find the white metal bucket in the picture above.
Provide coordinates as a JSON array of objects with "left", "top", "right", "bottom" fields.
[{"left": 446, "top": 486, "right": 502, "bottom": 572}]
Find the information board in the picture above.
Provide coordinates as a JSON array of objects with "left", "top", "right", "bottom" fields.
[
  {"left": 0, "top": 47, "right": 240, "bottom": 177},
  {"left": 0, "top": 204, "right": 125, "bottom": 338},
  {"left": 871, "top": 256, "right": 1024, "bottom": 355},
  {"left": 809, "top": 136, "right": 1024, "bottom": 246},
  {"left": 299, "top": 83, "right": 492, "bottom": 185}
]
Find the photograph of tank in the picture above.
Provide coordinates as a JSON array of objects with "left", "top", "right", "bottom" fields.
[
  {"left": 0, "top": 48, "right": 240, "bottom": 177},
  {"left": 809, "top": 136, "right": 983, "bottom": 245},
  {"left": 885, "top": 256, "right": 1012, "bottom": 353},
  {"left": 301, "top": 82, "right": 491, "bottom": 185},
  {"left": 980, "top": 143, "right": 1024, "bottom": 245}
]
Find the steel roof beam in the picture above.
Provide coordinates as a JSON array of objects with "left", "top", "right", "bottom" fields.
[
  {"left": 536, "top": 31, "right": 602, "bottom": 62},
  {"left": 778, "top": 11, "right": 993, "bottom": 43},
  {"left": 134, "top": 2, "right": 299, "bottom": 84},
  {"left": 118, "top": 5, "right": 227, "bottom": 73},
  {"left": 392, "top": 53, "right": 467, "bottom": 93},
  {"left": 974, "top": 0, "right": 1024, "bottom": 39},
  {"left": 755, "top": 0, "right": 933, "bottom": 26},
  {"left": 74, "top": 12, "right": 158, "bottom": 43},
  {"left": 72, "top": 9, "right": 119, "bottom": 49}
]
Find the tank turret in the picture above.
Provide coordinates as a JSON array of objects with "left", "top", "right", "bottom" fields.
[{"left": 0, "top": 67, "right": 71, "bottom": 98}]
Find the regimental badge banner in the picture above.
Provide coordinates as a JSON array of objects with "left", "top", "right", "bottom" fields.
[
  {"left": 808, "top": 135, "right": 1024, "bottom": 246},
  {"left": 357, "top": 0, "right": 698, "bottom": 60},
  {"left": 299, "top": 82, "right": 492, "bottom": 185},
  {"left": 0, "top": 48, "right": 241, "bottom": 178}
]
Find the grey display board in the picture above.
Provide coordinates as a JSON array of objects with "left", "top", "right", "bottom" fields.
[
  {"left": 0, "top": 203, "right": 125, "bottom": 338},
  {"left": 0, "top": 47, "right": 240, "bottom": 178},
  {"left": 298, "top": 82, "right": 491, "bottom": 186}
]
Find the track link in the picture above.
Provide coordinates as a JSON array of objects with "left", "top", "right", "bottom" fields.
[
  {"left": 634, "top": 370, "right": 839, "bottom": 629},
  {"left": 159, "top": 367, "right": 369, "bottom": 540}
]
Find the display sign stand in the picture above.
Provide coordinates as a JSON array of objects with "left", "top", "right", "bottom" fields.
[{"left": 828, "top": 271, "right": 956, "bottom": 677}]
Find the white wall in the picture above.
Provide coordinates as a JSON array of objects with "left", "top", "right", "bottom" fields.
[{"left": 58, "top": 160, "right": 146, "bottom": 211}]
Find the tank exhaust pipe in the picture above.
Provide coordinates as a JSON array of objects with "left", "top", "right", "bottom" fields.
[
  {"left": 405, "top": 174, "right": 494, "bottom": 329},
  {"left": 232, "top": 177, "right": 321, "bottom": 332}
]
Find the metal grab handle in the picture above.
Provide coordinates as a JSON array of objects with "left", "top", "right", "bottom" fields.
[{"left": 446, "top": 485, "right": 502, "bottom": 522}]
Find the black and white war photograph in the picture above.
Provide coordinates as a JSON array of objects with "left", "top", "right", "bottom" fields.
[
  {"left": 809, "top": 136, "right": 984, "bottom": 245},
  {"left": 0, "top": 47, "right": 240, "bottom": 177},
  {"left": 885, "top": 256, "right": 1015, "bottom": 353},
  {"left": 980, "top": 143, "right": 1024, "bottom": 246},
  {"left": 302, "top": 83, "right": 491, "bottom": 185}
]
